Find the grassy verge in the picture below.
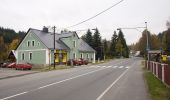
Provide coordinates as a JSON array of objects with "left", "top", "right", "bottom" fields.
[
  {"left": 32, "top": 65, "right": 72, "bottom": 72},
  {"left": 143, "top": 68, "right": 170, "bottom": 100}
]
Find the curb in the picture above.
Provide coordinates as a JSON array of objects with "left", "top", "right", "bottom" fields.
[{"left": 0, "top": 71, "right": 39, "bottom": 80}]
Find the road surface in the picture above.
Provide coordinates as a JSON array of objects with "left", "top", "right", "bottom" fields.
[{"left": 0, "top": 58, "right": 148, "bottom": 100}]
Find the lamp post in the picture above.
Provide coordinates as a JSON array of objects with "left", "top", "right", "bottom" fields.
[{"left": 117, "top": 22, "right": 149, "bottom": 54}]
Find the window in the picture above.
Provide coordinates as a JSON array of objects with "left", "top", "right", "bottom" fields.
[
  {"left": 73, "top": 53, "right": 76, "bottom": 59},
  {"left": 29, "top": 52, "right": 32, "bottom": 60},
  {"left": 21, "top": 53, "right": 25, "bottom": 60},
  {"left": 80, "top": 53, "right": 83, "bottom": 59},
  {"left": 32, "top": 41, "right": 35, "bottom": 47},
  {"left": 73, "top": 40, "right": 76, "bottom": 47},
  {"left": 27, "top": 41, "right": 30, "bottom": 47},
  {"left": 86, "top": 54, "right": 89, "bottom": 60},
  {"left": 37, "top": 42, "right": 40, "bottom": 46}
]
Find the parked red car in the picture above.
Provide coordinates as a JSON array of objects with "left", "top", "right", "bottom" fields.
[
  {"left": 15, "top": 63, "right": 32, "bottom": 70},
  {"left": 7, "top": 62, "right": 16, "bottom": 68},
  {"left": 78, "top": 58, "right": 88, "bottom": 65},
  {"left": 67, "top": 59, "right": 80, "bottom": 66}
]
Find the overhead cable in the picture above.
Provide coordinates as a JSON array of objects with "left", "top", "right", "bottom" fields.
[{"left": 66, "top": 0, "right": 124, "bottom": 29}]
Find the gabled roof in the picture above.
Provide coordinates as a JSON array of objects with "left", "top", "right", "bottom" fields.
[
  {"left": 78, "top": 39, "right": 95, "bottom": 52},
  {"left": 30, "top": 29, "right": 70, "bottom": 50},
  {"left": 17, "top": 28, "right": 95, "bottom": 52}
]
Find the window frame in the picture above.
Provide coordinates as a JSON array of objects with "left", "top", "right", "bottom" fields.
[
  {"left": 29, "top": 52, "right": 33, "bottom": 60},
  {"left": 73, "top": 53, "right": 76, "bottom": 59},
  {"left": 32, "top": 40, "right": 35, "bottom": 47},
  {"left": 73, "top": 40, "right": 76, "bottom": 48},
  {"left": 27, "top": 41, "right": 30, "bottom": 47},
  {"left": 80, "top": 53, "right": 83, "bottom": 59},
  {"left": 21, "top": 53, "right": 25, "bottom": 60}
]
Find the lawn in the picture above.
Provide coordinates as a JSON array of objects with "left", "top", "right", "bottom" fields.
[{"left": 143, "top": 68, "right": 170, "bottom": 100}]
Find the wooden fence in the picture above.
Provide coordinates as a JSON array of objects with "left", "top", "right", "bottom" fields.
[{"left": 145, "top": 61, "right": 170, "bottom": 86}]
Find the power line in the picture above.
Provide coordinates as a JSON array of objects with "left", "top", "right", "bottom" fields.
[{"left": 66, "top": 0, "right": 124, "bottom": 29}]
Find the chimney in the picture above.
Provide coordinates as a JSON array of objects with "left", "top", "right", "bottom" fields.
[{"left": 42, "top": 26, "right": 48, "bottom": 33}]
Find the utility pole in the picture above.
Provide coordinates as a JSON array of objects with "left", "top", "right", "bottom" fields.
[
  {"left": 53, "top": 26, "right": 56, "bottom": 69},
  {"left": 145, "top": 22, "right": 150, "bottom": 61},
  {"left": 145, "top": 22, "right": 149, "bottom": 51}
]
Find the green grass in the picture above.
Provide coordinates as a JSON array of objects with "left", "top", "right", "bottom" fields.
[{"left": 143, "top": 68, "right": 170, "bottom": 100}]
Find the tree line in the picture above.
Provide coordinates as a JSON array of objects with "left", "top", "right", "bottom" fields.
[
  {"left": 130, "top": 20, "right": 170, "bottom": 57},
  {"left": 0, "top": 26, "right": 130, "bottom": 62},
  {"left": 81, "top": 28, "right": 129, "bottom": 60},
  {"left": 0, "top": 27, "right": 26, "bottom": 62}
]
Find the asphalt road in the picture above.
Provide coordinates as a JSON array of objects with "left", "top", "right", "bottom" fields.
[{"left": 0, "top": 57, "right": 148, "bottom": 100}]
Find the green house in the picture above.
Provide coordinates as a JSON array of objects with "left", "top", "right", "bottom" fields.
[{"left": 15, "top": 27, "right": 96, "bottom": 66}]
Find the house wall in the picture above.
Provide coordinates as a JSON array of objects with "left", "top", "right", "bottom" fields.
[
  {"left": 16, "top": 31, "right": 50, "bottom": 65},
  {"left": 78, "top": 52, "right": 94, "bottom": 62},
  {"left": 60, "top": 33, "right": 79, "bottom": 60},
  {"left": 60, "top": 33, "right": 95, "bottom": 63}
]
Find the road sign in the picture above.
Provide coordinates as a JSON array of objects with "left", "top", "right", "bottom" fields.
[{"left": 162, "top": 55, "right": 167, "bottom": 61}]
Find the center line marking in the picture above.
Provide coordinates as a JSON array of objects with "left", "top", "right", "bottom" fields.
[
  {"left": 1, "top": 59, "right": 129, "bottom": 100},
  {"left": 96, "top": 62, "right": 135, "bottom": 100},
  {"left": 0, "top": 92, "right": 28, "bottom": 100},
  {"left": 0, "top": 66, "right": 112, "bottom": 100}
]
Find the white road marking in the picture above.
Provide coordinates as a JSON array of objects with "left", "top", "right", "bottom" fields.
[
  {"left": 96, "top": 66, "right": 131, "bottom": 100},
  {"left": 1, "top": 59, "right": 130, "bottom": 100},
  {"left": 0, "top": 92, "right": 28, "bottom": 100},
  {"left": 119, "top": 66, "right": 124, "bottom": 68},
  {"left": 0, "top": 66, "right": 111, "bottom": 100},
  {"left": 107, "top": 66, "right": 112, "bottom": 68},
  {"left": 126, "top": 66, "right": 129, "bottom": 69},
  {"left": 37, "top": 67, "right": 111, "bottom": 90},
  {"left": 113, "top": 66, "right": 118, "bottom": 68}
]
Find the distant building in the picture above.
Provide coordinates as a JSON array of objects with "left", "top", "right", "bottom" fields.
[{"left": 15, "top": 27, "right": 95, "bottom": 66}]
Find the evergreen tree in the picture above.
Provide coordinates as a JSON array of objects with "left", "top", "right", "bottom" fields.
[
  {"left": 93, "top": 28, "right": 102, "bottom": 60},
  {"left": 116, "top": 30, "right": 129, "bottom": 58},
  {"left": 102, "top": 39, "right": 109, "bottom": 59},
  {"left": 110, "top": 31, "right": 118, "bottom": 58},
  {"left": 85, "top": 29, "right": 93, "bottom": 47},
  {"left": 81, "top": 29, "right": 93, "bottom": 47}
]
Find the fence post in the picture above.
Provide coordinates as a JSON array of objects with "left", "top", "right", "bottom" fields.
[
  {"left": 162, "top": 64, "right": 165, "bottom": 83},
  {"left": 146, "top": 60, "right": 148, "bottom": 69},
  {"left": 153, "top": 62, "right": 155, "bottom": 74},
  {"left": 156, "top": 63, "right": 158, "bottom": 77}
]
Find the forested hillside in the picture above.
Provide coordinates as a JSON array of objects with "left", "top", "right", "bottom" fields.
[{"left": 0, "top": 27, "right": 26, "bottom": 62}]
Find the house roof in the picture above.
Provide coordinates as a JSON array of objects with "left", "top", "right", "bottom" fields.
[
  {"left": 78, "top": 39, "right": 95, "bottom": 52},
  {"left": 30, "top": 29, "right": 70, "bottom": 50},
  {"left": 29, "top": 28, "right": 95, "bottom": 52}
]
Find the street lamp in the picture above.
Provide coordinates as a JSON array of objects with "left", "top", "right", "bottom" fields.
[
  {"left": 117, "top": 22, "right": 149, "bottom": 51},
  {"left": 117, "top": 22, "right": 150, "bottom": 59}
]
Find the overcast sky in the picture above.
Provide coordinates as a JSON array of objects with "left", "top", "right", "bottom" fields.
[{"left": 0, "top": 0, "right": 170, "bottom": 44}]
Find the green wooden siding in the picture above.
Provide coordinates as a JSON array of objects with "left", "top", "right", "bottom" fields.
[
  {"left": 60, "top": 34, "right": 79, "bottom": 60},
  {"left": 16, "top": 31, "right": 48, "bottom": 64},
  {"left": 17, "top": 50, "right": 46, "bottom": 64},
  {"left": 78, "top": 52, "right": 94, "bottom": 62}
]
